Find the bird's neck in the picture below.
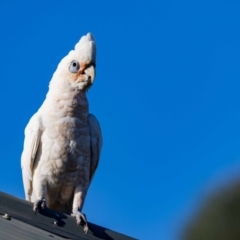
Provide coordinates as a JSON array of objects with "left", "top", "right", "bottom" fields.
[{"left": 43, "top": 83, "right": 89, "bottom": 120}]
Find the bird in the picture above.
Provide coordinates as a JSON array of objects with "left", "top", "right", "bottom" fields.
[{"left": 21, "top": 33, "right": 102, "bottom": 234}]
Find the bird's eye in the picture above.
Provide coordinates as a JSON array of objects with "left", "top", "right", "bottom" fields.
[{"left": 69, "top": 60, "right": 80, "bottom": 73}]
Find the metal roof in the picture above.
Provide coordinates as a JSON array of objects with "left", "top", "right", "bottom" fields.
[
  {"left": 0, "top": 191, "right": 136, "bottom": 240},
  {"left": 0, "top": 216, "right": 65, "bottom": 240}
]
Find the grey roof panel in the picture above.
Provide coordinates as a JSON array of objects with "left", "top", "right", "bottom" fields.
[
  {"left": 0, "top": 217, "right": 65, "bottom": 240},
  {"left": 0, "top": 191, "right": 136, "bottom": 240}
]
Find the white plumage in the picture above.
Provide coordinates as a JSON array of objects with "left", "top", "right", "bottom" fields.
[{"left": 21, "top": 33, "right": 102, "bottom": 233}]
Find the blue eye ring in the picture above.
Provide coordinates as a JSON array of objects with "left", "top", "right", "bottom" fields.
[{"left": 69, "top": 60, "right": 80, "bottom": 73}]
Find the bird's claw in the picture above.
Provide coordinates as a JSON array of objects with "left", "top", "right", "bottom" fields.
[
  {"left": 33, "top": 198, "right": 46, "bottom": 214},
  {"left": 71, "top": 209, "right": 88, "bottom": 234}
]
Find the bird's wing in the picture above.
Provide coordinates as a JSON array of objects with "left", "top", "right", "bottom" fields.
[
  {"left": 21, "top": 113, "right": 42, "bottom": 201},
  {"left": 88, "top": 114, "right": 103, "bottom": 184}
]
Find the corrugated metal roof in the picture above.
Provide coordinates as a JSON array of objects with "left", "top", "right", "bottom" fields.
[
  {"left": 0, "top": 217, "right": 65, "bottom": 240},
  {"left": 0, "top": 191, "right": 136, "bottom": 240}
]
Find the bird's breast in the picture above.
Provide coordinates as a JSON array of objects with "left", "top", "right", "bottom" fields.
[{"left": 38, "top": 114, "right": 91, "bottom": 184}]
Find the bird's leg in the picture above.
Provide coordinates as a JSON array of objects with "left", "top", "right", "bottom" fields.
[
  {"left": 32, "top": 179, "right": 47, "bottom": 214},
  {"left": 71, "top": 185, "right": 88, "bottom": 234},
  {"left": 33, "top": 198, "right": 46, "bottom": 214},
  {"left": 71, "top": 208, "right": 88, "bottom": 233}
]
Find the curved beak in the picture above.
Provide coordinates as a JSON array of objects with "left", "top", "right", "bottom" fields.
[{"left": 84, "top": 65, "right": 95, "bottom": 83}]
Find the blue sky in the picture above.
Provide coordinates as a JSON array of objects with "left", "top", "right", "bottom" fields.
[{"left": 0, "top": 1, "right": 240, "bottom": 239}]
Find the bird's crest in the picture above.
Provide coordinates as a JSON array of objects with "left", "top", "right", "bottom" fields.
[{"left": 74, "top": 33, "right": 96, "bottom": 65}]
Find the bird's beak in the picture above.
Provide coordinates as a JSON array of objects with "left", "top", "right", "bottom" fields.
[{"left": 84, "top": 65, "right": 95, "bottom": 84}]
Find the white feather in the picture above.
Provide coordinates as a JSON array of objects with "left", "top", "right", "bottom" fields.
[{"left": 21, "top": 33, "right": 102, "bottom": 218}]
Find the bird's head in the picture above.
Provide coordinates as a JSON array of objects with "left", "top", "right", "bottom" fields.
[{"left": 52, "top": 33, "right": 96, "bottom": 92}]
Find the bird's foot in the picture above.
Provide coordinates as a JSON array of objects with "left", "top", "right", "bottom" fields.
[
  {"left": 33, "top": 198, "right": 46, "bottom": 214},
  {"left": 71, "top": 208, "right": 88, "bottom": 234}
]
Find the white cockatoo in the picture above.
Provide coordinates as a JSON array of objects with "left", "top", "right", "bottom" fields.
[{"left": 21, "top": 33, "right": 102, "bottom": 233}]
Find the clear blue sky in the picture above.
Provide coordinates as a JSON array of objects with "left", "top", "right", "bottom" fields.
[{"left": 0, "top": 1, "right": 240, "bottom": 239}]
